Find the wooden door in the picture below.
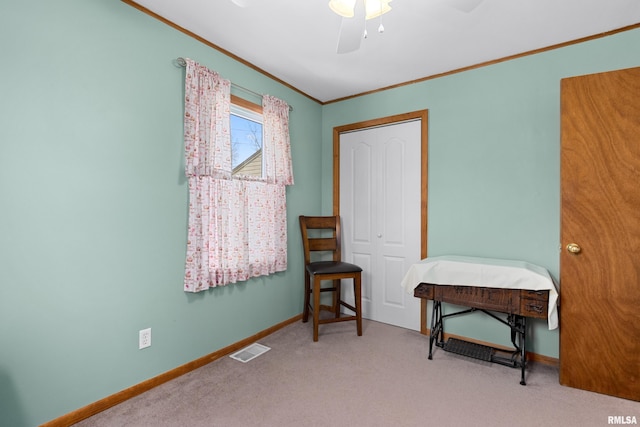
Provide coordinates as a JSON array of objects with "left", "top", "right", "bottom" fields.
[{"left": 560, "top": 67, "right": 640, "bottom": 401}]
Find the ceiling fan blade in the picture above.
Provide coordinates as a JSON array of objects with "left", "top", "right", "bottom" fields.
[
  {"left": 336, "top": 18, "right": 364, "bottom": 53},
  {"left": 448, "top": 0, "right": 484, "bottom": 13},
  {"left": 336, "top": 0, "right": 366, "bottom": 54}
]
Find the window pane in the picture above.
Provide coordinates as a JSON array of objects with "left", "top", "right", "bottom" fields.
[{"left": 231, "top": 107, "right": 263, "bottom": 177}]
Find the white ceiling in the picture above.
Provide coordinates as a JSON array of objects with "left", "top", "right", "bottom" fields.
[{"left": 131, "top": 0, "right": 640, "bottom": 103}]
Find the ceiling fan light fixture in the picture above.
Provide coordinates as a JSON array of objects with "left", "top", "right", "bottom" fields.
[
  {"left": 329, "top": 0, "right": 392, "bottom": 20},
  {"left": 364, "top": 0, "right": 392, "bottom": 20},
  {"left": 328, "top": 0, "right": 357, "bottom": 18}
]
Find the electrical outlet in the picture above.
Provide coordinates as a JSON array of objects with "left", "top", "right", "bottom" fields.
[{"left": 139, "top": 328, "right": 151, "bottom": 349}]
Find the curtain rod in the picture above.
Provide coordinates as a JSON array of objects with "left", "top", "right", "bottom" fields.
[{"left": 176, "top": 57, "right": 293, "bottom": 112}]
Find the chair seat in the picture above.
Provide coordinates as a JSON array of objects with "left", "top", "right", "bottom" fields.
[{"left": 306, "top": 261, "right": 362, "bottom": 275}]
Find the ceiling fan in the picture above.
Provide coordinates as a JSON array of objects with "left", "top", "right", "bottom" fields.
[{"left": 330, "top": 0, "right": 485, "bottom": 54}]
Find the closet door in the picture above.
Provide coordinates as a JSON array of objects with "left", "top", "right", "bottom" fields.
[
  {"left": 339, "top": 120, "right": 422, "bottom": 331},
  {"left": 560, "top": 67, "right": 640, "bottom": 401}
]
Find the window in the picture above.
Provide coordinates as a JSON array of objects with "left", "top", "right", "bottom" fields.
[{"left": 231, "top": 96, "right": 263, "bottom": 177}]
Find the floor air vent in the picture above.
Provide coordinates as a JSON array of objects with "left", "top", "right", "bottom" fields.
[{"left": 229, "top": 343, "right": 271, "bottom": 363}]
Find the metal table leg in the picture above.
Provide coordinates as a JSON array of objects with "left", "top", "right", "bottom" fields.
[
  {"left": 508, "top": 314, "right": 527, "bottom": 385},
  {"left": 428, "top": 300, "right": 442, "bottom": 360}
]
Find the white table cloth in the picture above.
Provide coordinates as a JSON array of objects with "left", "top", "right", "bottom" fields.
[{"left": 401, "top": 255, "right": 559, "bottom": 329}]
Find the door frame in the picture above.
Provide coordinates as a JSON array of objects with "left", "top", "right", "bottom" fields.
[{"left": 332, "top": 110, "right": 429, "bottom": 260}]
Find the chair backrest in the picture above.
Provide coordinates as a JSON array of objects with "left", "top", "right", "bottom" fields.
[{"left": 299, "top": 215, "right": 343, "bottom": 265}]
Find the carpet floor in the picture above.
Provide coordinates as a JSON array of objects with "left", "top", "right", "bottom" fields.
[{"left": 73, "top": 319, "right": 639, "bottom": 427}]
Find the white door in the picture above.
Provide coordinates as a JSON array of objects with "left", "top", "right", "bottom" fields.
[{"left": 339, "top": 120, "right": 422, "bottom": 331}]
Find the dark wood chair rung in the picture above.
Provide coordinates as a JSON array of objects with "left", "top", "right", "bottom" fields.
[{"left": 318, "top": 315, "right": 358, "bottom": 325}]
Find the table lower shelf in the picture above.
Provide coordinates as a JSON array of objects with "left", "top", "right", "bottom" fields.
[
  {"left": 427, "top": 300, "right": 528, "bottom": 385},
  {"left": 441, "top": 337, "right": 523, "bottom": 368},
  {"left": 443, "top": 337, "right": 494, "bottom": 361}
]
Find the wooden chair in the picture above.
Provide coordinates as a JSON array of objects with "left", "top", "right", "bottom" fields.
[{"left": 299, "top": 215, "right": 363, "bottom": 341}]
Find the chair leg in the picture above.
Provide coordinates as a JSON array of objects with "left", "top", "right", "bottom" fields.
[
  {"left": 354, "top": 274, "right": 362, "bottom": 336},
  {"left": 334, "top": 279, "right": 341, "bottom": 319},
  {"left": 302, "top": 272, "right": 310, "bottom": 323},
  {"left": 313, "top": 277, "right": 321, "bottom": 342}
]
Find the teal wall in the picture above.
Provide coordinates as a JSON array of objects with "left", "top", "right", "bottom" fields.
[
  {"left": 1, "top": 0, "right": 638, "bottom": 424},
  {"left": 0, "top": 1, "right": 321, "bottom": 426},
  {"left": 321, "top": 28, "right": 640, "bottom": 358}
]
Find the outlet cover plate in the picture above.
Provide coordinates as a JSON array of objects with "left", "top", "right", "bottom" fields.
[{"left": 139, "top": 328, "right": 151, "bottom": 349}]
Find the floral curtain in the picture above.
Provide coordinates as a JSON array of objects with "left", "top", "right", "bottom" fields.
[
  {"left": 182, "top": 59, "right": 293, "bottom": 292},
  {"left": 263, "top": 95, "right": 294, "bottom": 185},
  {"left": 183, "top": 60, "right": 232, "bottom": 179}
]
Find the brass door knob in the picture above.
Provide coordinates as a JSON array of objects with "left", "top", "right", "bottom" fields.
[{"left": 566, "top": 243, "right": 582, "bottom": 254}]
